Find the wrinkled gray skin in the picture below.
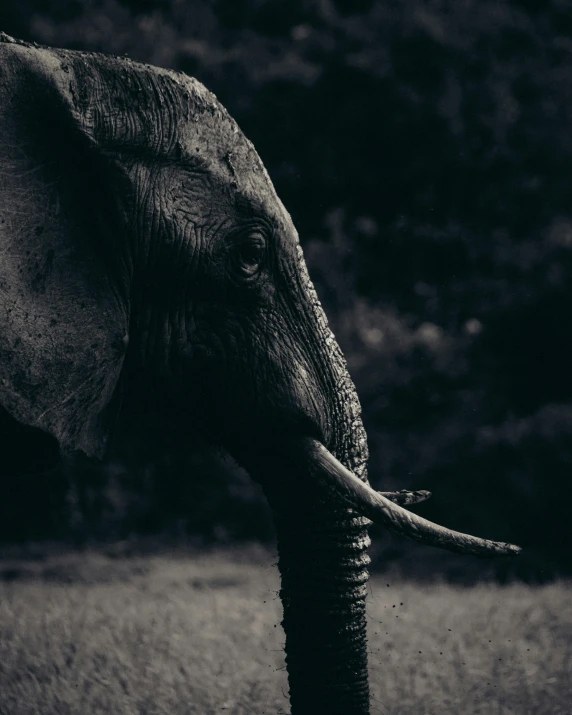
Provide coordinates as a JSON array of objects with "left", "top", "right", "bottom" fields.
[{"left": 0, "top": 36, "right": 371, "bottom": 712}]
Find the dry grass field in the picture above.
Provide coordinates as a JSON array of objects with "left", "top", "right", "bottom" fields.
[{"left": 0, "top": 545, "right": 570, "bottom": 715}]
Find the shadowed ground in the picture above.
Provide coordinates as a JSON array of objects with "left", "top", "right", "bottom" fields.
[{"left": 0, "top": 545, "right": 570, "bottom": 714}]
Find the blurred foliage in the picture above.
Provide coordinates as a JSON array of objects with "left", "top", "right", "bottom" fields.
[{"left": 2, "top": 0, "right": 572, "bottom": 574}]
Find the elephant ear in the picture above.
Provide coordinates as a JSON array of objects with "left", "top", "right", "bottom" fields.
[{"left": 0, "top": 36, "right": 142, "bottom": 458}]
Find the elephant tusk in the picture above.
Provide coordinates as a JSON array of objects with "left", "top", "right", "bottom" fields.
[
  {"left": 379, "top": 489, "right": 431, "bottom": 506},
  {"left": 296, "top": 438, "right": 521, "bottom": 557}
]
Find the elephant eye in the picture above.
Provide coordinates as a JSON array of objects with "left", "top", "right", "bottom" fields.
[{"left": 231, "top": 234, "right": 266, "bottom": 278}]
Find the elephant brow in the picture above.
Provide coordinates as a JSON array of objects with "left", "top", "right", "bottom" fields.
[
  {"left": 233, "top": 193, "right": 274, "bottom": 226},
  {"left": 174, "top": 150, "right": 210, "bottom": 175}
]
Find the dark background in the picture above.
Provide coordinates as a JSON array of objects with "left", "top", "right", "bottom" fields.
[{"left": 2, "top": 0, "right": 571, "bottom": 579}]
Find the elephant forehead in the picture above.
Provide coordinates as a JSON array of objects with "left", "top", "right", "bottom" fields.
[
  {"left": 54, "top": 46, "right": 294, "bottom": 238},
  {"left": 172, "top": 75, "right": 262, "bottom": 173},
  {"left": 2, "top": 39, "right": 277, "bottom": 214},
  {"left": 168, "top": 75, "right": 291, "bottom": 228}
]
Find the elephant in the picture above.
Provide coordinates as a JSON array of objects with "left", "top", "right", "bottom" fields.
[{"left": 0, "top": 33, "right": 520, "bottom": 715}]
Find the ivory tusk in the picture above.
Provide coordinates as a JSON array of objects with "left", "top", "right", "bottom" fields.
[
  {"left": 379, "top": 489, "right": 432, "bottom": 506},
  {"left": 295, "top": 438, "right": 521, "bottom": 557}
]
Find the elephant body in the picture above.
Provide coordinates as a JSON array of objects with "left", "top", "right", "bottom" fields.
[
  {"left": 0, "top": 34, "right": 373, "bottom": 713},
  {"left": 0, "top": 33, "right": 519, "bottom": 715}
]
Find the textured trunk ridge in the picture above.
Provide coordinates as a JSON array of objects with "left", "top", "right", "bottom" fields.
[{"left": 271, "top": 505, "right": 371, "bottom": 714}]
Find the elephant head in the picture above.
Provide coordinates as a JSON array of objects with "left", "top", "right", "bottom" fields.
[{"left": 0, "top": 34, "right": 519, "bottom": 714}]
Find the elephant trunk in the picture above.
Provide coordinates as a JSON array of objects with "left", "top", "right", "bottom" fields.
[
  {"left": 263, "top": 486, "right": 371, "bottom": 714},
  {"left": 255, "top": 244, "right": 373, "bottom": 712}
]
